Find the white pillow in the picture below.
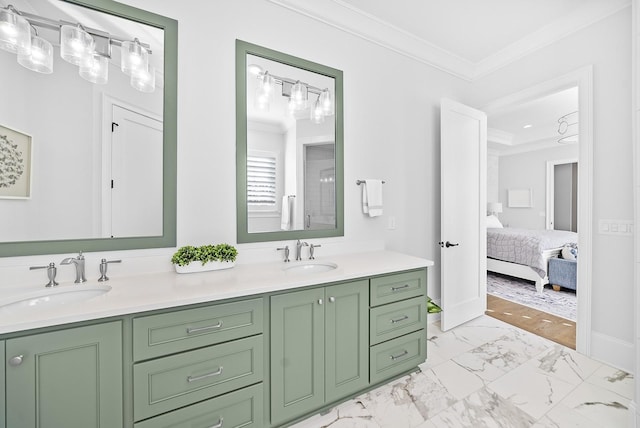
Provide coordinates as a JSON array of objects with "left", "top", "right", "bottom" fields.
[
  {"left": 486, "top": 215, "right": 503, "bottom": 228},
  {"left": 561, "top": 244, "right": 578, "bottom": 260}
]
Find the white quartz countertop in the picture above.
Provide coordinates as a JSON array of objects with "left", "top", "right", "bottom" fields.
[{"left": 0, "top": 250, "right": 433, "bottom": 335}]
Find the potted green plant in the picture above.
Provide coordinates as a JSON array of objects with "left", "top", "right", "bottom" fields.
[{"left": 171, "top": 243, "right": 238, "bottom": 274}]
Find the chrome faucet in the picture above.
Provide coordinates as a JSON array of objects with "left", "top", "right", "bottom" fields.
[
  {"left": 61, "top": 251, "right": 87, "bottom": 283},
  {"left": 295, "top": 240, "right": 308, "bottom": 261}
]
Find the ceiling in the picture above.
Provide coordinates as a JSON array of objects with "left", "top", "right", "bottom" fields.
[{"left": 267, "top": 0, "right": 623, "bottom": 153}]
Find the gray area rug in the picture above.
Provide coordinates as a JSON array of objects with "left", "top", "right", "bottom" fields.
[{"left": 487, "top": 272, "right": 577, "bottom": 321}]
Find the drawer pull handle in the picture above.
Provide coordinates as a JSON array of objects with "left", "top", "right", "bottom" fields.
[
  {"left": 187, "top": 366, "right": 223, "bottom": 383},
  {"left": 390, "top": 350, "right": 408, "bottom": 361},
  {"left": 391, "top": 284, "right": 410, "bottom": 292},
  {"left": 390, "top": 315, "right": 409, "bottom": 324},
  {"left": 207, "top": 417, "right": 224, "bottom": 428},
  {"left": 187, "top": 320, "right": 223, "bottom": 334}
]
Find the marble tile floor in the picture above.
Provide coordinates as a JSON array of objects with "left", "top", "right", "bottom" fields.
[{"left": 291, "top": 316, "right": 634, "bottom": 428}]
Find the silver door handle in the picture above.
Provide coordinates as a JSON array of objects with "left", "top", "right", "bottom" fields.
[
  {"left": 439, "top": 241, "right": 459, "bottom": 248},
  {"left": 187, "top": 366, "right": 223, "bottom": 383},
  {"left": 390, "top": 350, "right": 408, "bottom": 361},
  {"left": 187, "top": 321, "right": 223, "bottom": 334},
  {"left": 318, "top": 298, "right": 323, "bottom": 305},
  {"left": 207, "top": 417, "right": 224, "bottom": 428},
  {"left": 329, "top": 296, "right": 336, "bottom": 303},
  {"left": 390, "top": 315, "right": 409, "bottom": 324}
]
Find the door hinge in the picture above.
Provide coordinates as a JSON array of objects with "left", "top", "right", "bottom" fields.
[
  {"left": 111, "top": 122, "right": 119, "bottom": 132},
  {"left": 111, "top": 180, "right": 114, "bottom": 189}
]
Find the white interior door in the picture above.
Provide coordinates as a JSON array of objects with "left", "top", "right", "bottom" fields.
[
  {"left": 110, "top": 105, "right": 163, "bottom": 238},
  {"left": 440, "top": 98, "right": 487, "bottom": 331}
]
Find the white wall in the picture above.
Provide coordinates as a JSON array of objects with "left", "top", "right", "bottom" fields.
[
  {"left": 498, "top": 145, "right": 578, "bottom": 229},
  {"left": 467, "top": 8, "right": 634, "bottom": 370}
]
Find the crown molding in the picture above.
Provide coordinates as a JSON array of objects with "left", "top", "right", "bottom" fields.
[
  {"left": 267, "top": 0, "right": 631, "bottom": 81},
  {"left": 266, "top": 0, "right": 475, "bottom": 80}
]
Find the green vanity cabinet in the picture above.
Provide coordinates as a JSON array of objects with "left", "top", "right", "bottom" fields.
[
  {"left": 4, "top": 321, "right": 123, "bottom": 428},
  {"left": 132, "top": 298, "right": 265, "bottom": 426},
  {"left": 270, "top": 279, "right": 369, "bottom": 426},
  {"left": 368, "top": 269, "right": 427, "bottom": 385}
]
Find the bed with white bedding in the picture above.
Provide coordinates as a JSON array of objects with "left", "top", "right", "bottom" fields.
[{"left": 487, "top": 226, "right": 578, "bottom": 293}]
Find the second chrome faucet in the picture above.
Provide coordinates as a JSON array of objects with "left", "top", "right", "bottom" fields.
[{"left": 61, "top": 251, "right": 86, "bottom": 283}]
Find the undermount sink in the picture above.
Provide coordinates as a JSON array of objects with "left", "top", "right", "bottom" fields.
[
  {"left": 0, "top": 284, "right": 112, "bottom": 314},
  {"left": 283, "top": 261, "right": 338, "bottom": 274}
]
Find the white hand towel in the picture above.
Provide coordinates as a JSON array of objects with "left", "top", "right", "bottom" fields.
[
  {"left": 281, "top": 196, "right": 291, "bottom": 230},
  {"left": 362, "top": 179, "right": 383, "bottom": 217}
]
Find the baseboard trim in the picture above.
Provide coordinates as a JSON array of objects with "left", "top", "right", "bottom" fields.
[{"left": 590, "top": 331, "right": 634, "bottom": 373}]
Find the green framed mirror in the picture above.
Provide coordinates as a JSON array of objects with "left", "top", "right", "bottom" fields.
[
  {"left": 0, "top": 0, "right": 177, "bottom": 257},
  {"left": 236, "top": 40, "right": 344, "bottom": 243}
]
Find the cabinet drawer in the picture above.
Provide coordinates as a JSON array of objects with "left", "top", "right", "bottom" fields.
[
  {"left": 369, "top": 330, "right": 426, "bottom": 385},
  {"left": 369, "top": 296, "right": 426, "bottom": 345},
  {"left": 133, "top": 298, "right": 263, "bottom": 361},
  {"left": 133, "top": 335, "right": 263, "bottom": 421},
  {"left": 370, "top": 269, "right": 426, "bottom": 307},
  {"left": 134, "top": 383, "right": 263, "bottom": 428}
]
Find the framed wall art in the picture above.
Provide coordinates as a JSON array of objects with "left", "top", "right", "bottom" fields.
[{"left": 0, "top": 124, "right": 32, "bottom": 199}]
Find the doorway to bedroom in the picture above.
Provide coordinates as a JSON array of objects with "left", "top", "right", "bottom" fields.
[{"left": 482, "top": 71, "right": 590, "bottom": 351}]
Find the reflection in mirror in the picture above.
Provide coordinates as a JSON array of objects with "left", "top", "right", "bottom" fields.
[
  {"left": 0, "top": 0, "right": 177, "bottom": 256},
  {"left": 236, "top": 40, "right": 344, "bottom": 243}
]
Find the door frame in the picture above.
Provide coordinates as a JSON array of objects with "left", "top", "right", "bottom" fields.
[
  {"left": 546, "top": 158, "right": 578, "bottom": 231},
  {"left": 482, "top": 66, "right": 593, "bottom": 355}
]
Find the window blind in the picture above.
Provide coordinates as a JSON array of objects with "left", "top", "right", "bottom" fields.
[{"left": 247, "top": 155, "right": 277, "bottom": 205}]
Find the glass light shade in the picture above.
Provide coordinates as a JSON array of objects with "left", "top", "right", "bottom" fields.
[
  {"left": 311, "top": 98, "right": 325, "bottom": 124},
  {"left": 290, "top": 81, "right": 308, "bottom": 110},
  {"left": 60, "top": 24, "right": 94, "bottom": 65},
  {"left": 121, "top": 38, "right": 149, "bottom": 76},
  {"left": 254, "top": 72, "right": 274, "bottom": 110},
  {"left": 319, "top": 88, "right": 334, "bottom": 115},
  {"left": 79, "top": 54, "right": 108, "bottom": 84},
  {"left": 130, "top": 64, "right": 155, "bottom": 93},
  {"left": 0, "top": 7, "right": 31, "bottom": 54},
  {"left": 17, "top": 35, "right": 53, "bottom": 73}
]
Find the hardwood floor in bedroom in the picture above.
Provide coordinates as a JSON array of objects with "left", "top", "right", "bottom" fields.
[{"left": 486, "top": 294, "right": 576, "bottom": 349}]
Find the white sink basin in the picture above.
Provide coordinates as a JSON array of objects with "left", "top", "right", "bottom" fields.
[
  {"left": 0, "top": 284, "right": 112, "bottom": 314},
  {"left": 283, "top": 262, "right": 338, "bottom": 274}
]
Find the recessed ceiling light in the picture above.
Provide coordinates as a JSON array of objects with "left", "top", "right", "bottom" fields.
[{"left": 523, "top": 124, "right": 533, "bottom": 129}]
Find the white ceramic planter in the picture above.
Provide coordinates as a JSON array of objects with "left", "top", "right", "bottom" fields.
[{"left": 174, "top": 260, "right": 236, "bottom": 274}]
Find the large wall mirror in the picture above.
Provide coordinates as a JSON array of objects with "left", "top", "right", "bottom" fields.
[
  {"left": 0, "top": 0, "right": 177, "bottom": 256},
  {"left": 236, "top": 40, "right": 343, "bottom": 243}
]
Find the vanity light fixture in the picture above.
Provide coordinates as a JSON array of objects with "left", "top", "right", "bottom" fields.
[
  {"left": 248, "top": 64, "right": 334, "bottom": 123},
  {"left": 0, "top": 5, "right": 31, "bottom": 54},
  {"left": 17, "top": 28, "right": 53, "bottom": 74},
  {"left": 0, "top": 4, "right": 155, "bottom": 93}
]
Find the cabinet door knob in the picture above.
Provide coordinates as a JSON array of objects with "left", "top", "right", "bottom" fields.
[
  {"left": 329, "top": 296, "right": 336, "bottom": 303},
  {"left": 8, "top": 355, "right": 24, "bottom": 366},
  {"left": 318, "top": 298, "right": 323, "bottom": 305}
]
